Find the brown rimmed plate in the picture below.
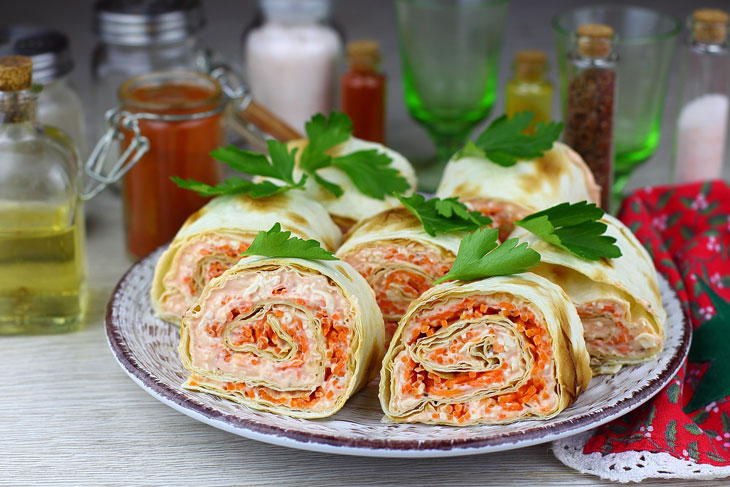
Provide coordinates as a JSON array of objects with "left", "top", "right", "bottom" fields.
[{"left": 106, "top": 248, "right": 689, "bottom": 458}]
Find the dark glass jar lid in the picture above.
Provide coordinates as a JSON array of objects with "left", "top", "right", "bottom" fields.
[
  {"left": 93, "top": 0, "right": 205, "bottom": 46},
  {"left": 0, "top": 26, "right": 74, "bottom": 84}
]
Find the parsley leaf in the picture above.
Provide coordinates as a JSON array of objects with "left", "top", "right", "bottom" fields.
[
  {"left": 434, "top": 227, "right": 540, "bottom": 283},
  {"left": 515, "top": 201, "right": 623, "bottom": 261},
  {"left": 333, "top": 150, "right": 410, "bottom": 200},
  {"left": 396, "top": 193, "right": 492, "bottom": 236},
  {"left": 460, "top": 111, "right": 563, "bottom": 167},
  {"left": 298, "top": 112, "right": 411, "bottom": 200},
  {"left": 172, "top": 139, "right": 306, "bottom": 198},
  {"left": 242, "top": 223, "right": 337, "bottom": 261},
  {"left": 171, "top": 176, "right": 304, "bottom": 198}
]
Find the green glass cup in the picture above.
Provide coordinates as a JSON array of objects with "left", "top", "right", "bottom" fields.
[
  {"left": 395, "top": 0, "right": 509, "bottom": 191},
  {"left": 553, "top": 5, "right": 680, "bottom": 203}
]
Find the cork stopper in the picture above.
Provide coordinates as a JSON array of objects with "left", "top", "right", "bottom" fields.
[
  {"left": 692, "top": 8, "right": 729, "bottom": 44},
  {"left": 514, "top": 49, "right": 547, "bottom": 81},
  {"left": 576, "top": 23, "right": 615, "bottom": 58},
  {"left": 0, "top": 55, "right": 32, "bottom": 91},
  {"left": 347, "top": 40, "right": 380, "bottom": 70}
]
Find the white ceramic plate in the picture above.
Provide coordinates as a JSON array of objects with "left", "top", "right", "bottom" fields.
[{"left": 106, "top": 248, "right": 689, "bottom": 458}]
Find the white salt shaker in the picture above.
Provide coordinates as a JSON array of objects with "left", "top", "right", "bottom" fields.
[
  {"left": 243, "top": 0, "right": 343, "bottom": 132},
  {"left": 673, "top": 8, "right": 730, "bottom": 184}
]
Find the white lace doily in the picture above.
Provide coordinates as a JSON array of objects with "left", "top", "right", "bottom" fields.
[{"left": 554, "top": 429, "right": 730, "bottom": 483}]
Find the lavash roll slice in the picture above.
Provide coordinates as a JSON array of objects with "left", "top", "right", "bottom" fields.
[
  {"left": 179, "top": 255, "right": 385, "bottom": 419},
  {"left": 288, "top": 137, "right": 418, "bottom": 231},
  {"left": 436, "top": 142, "right": 600, "bottom": 240},
  {"left": 380, "top": 273, "right": 591, "bottom": 426},
  {"left": 151, "top": 191, "right": 342, "bottom": 324},
  {"left": 336, "top": 208, "right": 460, "bottom": 342},
  {"left": 509, "top": 214, "right": 665, "bottom": 374}
]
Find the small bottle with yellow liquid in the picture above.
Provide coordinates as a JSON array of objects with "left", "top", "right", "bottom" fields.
[
  {"left": 505, "top": 50, "right": 553, "bottom": 134},
  {"left": 0, "top": 55, "right": 86, "bottom": 334}
]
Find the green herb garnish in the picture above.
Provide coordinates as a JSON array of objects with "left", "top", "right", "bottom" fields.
[
  {"left": 396, "top": 193, "right": 492, "bottom": 237},
  {"left": 172, "top": 139, "right": 306, "bottom": 198},
  {"left": 299, "top": 112, "right": 411, "bottom": 200},
  {"left": 514, "top": 201, "right": 622, "bottom": 261},
  {"left": 242, "top": 223, "right": 337, "bottom": 261},
  {"left": 434, "top": 227, "right": 540, "bottom": 284},
  {"left": 458, "top": 111, "right": 563, "bottom": 167}
]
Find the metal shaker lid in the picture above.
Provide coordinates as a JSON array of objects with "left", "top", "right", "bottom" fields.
[
  {"left": 0, "top": 26, "right": 74, "bottom": 84},
  {"left": 93, "top": 0, "right": 205, "bottom": 46}
]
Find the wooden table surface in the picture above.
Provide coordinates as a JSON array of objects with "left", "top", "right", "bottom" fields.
[{"left": 0, "top": 193, "right": 726, "bottom": 487}]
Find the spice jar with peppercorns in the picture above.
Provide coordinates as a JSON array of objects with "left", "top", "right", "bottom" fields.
[{"left": 563, "top": 23, "right": 618, "bottom": 211}]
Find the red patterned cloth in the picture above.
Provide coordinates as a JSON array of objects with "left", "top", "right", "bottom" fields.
[{"left": 583, "top": 180, "right": 730, "bottom": 464}]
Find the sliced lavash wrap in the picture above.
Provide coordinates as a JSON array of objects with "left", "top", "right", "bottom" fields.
[
  {"left": 380, "top": 272, "right": 592, "bottom": 426},
  {"left": 336, "top": 207, "right": 461, "bottom": 340},
  {"left": 509, "top": 214, "right": 666, "bottom": 374},
  {"left": 287, "top": 137, "right": 418, "bottom": 231},
  {"left": 151, "top": 191, "right": 342, "bottom": 324},
  {"left": 436, "top": 142, "right": 600, "bottom": 240},
  {"left": 179, "top": 255, "right": 385, "bottom": 419}
]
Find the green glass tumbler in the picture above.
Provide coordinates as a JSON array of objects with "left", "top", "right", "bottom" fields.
[
  {"left": 553, "top": 5, "right": 680, "bottom": 203},
  {"left": 395, "top": 0, "right": 509, "bottom": 191}
]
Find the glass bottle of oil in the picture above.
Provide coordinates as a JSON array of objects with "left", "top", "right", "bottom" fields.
[
  {"left": 505, "top": 49, "right": 553, "bottom": 134},
  {"left": 0, "top": 55, "right": 86, "bottom": 334}
]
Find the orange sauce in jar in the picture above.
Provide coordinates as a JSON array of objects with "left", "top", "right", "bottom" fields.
[{"left": 119, "top": 71, "right": 224, "bottom": 259}]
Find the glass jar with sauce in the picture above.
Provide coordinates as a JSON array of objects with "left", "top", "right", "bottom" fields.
[
  {"left": 118, "top": 70, "right": 224, "bottom": 259},
  {"left": 91, "top": 0, "right": 209, "bottom": 143}
]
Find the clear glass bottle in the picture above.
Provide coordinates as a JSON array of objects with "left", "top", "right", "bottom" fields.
[
  {"left": 563, "top": 24, "right": 618, "bottom": 210},
  {"left": 243, "top": 0, "right": 343, "bottom": 132},
  {"left": 0, "top": 26, "right": 86, "bottom": 157},
  {"left": 0, "top": 56, "right": 87, "bottom": 335},
  {"left": 673, "top": 8, "right": 730, "bottom": 184},
  {"left": 91, "top": 0, "right": 208, "bottom": 141},
  {"left": 505, "top": 49, "right": 553, "bottom": 135}
]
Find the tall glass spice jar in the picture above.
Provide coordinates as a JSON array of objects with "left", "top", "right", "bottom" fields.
[
  {"left": 505, "top": 49, "right": 553, "bottom": 134},
  {"left": 0, "top": 26, "right": 86, "bottom": 155},
  {"left": 91, "top": 0, "right": 208, "bottom": 142},
  {"left": 118, "top": 71, "right": 224, "bottom": 259},
  {"left": 673, "top": 8, "right": 730, "bottom": 184},
  {"left": 243, "top": 0, "right": 343, "bottom": 132},
  {"left": 341, "top": 40, "right": 386, "bottom": 143},
  {"left": 0, "top": 56, "right": 87, "bottom": 335},
  {"left": 563, "top": 24, "right": 618, "bottom": 210}
]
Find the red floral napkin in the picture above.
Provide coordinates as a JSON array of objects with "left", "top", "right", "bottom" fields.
[{"left": 579, "top": 180, "right": 730, "bottom": 468}]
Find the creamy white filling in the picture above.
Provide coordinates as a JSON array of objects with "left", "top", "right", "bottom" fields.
[{"left": 187, "top": 266, "right": 353, "bottom": 404}]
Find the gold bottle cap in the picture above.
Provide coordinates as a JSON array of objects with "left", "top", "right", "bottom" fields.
[
  {"left": 576, "top": 23, "right": 615, "bottom": 58},
  {"left": 514, "top": 49, "right": 547, "bottom": 81},
  {"left": 347, "top": 39, "right": 380, "bottom": 70},
  {"left": 0, "top": 56, "right": 32, "bottom": 92},
  {"left": 692, "top": 8, "right": 729, "bottom": 44}
]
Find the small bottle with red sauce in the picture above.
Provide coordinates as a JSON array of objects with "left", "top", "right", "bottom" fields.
[
  {"left": 118, "top": 71, "right": 224, "bottom": 259},
  {"left": 341, "top": 40, "right": 386, "bottom": 143}
]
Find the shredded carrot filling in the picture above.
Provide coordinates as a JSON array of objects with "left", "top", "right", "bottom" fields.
[
  {"left": 215, "top": 285, "right": 350, "bottom": 409},
  {"left": 466, "top": 200, "right": 527, "bottom": 242},
  {"left": 401, "top": 298, "right": 553, "bottom": 421},
  {"left": 578, "top": 302, "right": 637, "bottom": 356},
  {"left": 343, "top": 245, "right": 452, "bottom": 337},
  {"left": 187, "top": 241, "right": 251, "bottom": 294}
]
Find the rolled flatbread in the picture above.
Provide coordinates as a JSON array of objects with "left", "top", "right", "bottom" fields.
[
  {"left": 336, "top": 208, "right": 460, "bottom": 341},
  {"left": 151, "top": 191, "right": 342, "bottom": 324},
  {"left": 380, "top": 273, "right": 591, "bottom": 425},
  {"left": 179, "top": 255, "right": 385, "bottom": 418},
  {"left": 436, "top": 142, "right": 600, "bottom": 240},
  {"left": 509, "top": 214, "right": 665, "bottom": 374}
]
